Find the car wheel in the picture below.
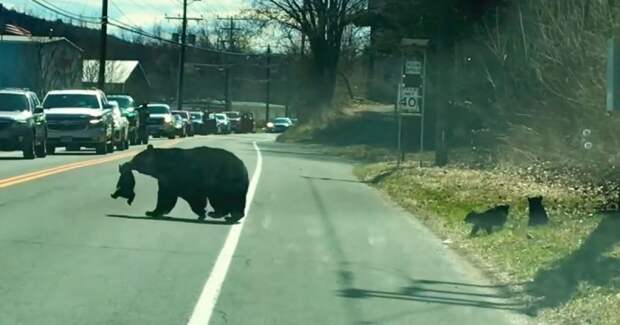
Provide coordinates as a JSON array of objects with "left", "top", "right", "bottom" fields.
[
  {"left": 129, "top": 131, "right": 137, "bottom": 145},
  {"left": 168, "top": 133, "right": 176, "bottom": 139},
  {"left": 22, "top": 136, "right": 36, "bottom": 159},
  {"left": 107, "top": 140, "right": 115, "bottom": 153},
  {"left": 142, "top": 135, "right": 149, "bottom": 145},
  {"left": 46, "top": 145, "right": 56, "bottom": 155},
  {"left": 95, "top": 142, "right": 107, "bottom": 155},
  {"left": 35, "top": 135, "right": 47, "bottom": 158}
]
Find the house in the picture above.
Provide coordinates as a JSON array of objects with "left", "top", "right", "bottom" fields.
[
  {"left": 0, "top": 35, "right": 84, "bottom": 95},
  {"left": 82, "top": 60, "right": 151, "bottom": 103}
]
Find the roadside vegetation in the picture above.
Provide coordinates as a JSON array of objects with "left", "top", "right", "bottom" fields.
[
  {"left": 274, "top": 0, "right": 620, "bottom": 323},
  {"left": 279, "top": 95, "right": 620, "bottom": 324}
]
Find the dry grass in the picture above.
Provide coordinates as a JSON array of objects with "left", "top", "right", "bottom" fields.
[{"left": 355, "top": 162, "right": 620, "bottom": 324}]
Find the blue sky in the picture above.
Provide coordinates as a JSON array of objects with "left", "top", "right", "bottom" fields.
[{"left": 3, "top": 0, "right": 250, "bottom": 35}]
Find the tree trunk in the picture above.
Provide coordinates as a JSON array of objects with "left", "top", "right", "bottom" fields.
[{"left": 307, "top": 37, "right": 341, "bottom": 113}]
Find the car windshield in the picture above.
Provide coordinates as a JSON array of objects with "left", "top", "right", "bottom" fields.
[
  {"left": 107, "top": 96, "right": 132, "bottom": 109},
  {"left": 0, "top": 93, "right": 29, "bottom": 111},
  {"left": 225, "top": 112, "right": 240, "bottom": 118},
  {"left": 148, "top": 105, "right": 170, "bottom": 114},
  {"left": 43, "top": 94, "right": 100, "bottom": 109},
  {"left": 215, "top": 114, "right": 226, "bottom": 120},
  {"left": 274, "top": 118, "right": 290, "bottom": 124},
  {"left": 173, "top": 112, "right": 189, "bottom": 119}
]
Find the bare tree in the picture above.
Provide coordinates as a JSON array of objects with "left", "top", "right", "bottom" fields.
[{"left": 254, "top": 0, "right": 368, "bottom": 111}]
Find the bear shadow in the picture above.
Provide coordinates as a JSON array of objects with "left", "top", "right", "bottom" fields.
[{"left": 105, "top": 214, "right": 238, "bottom": 225}]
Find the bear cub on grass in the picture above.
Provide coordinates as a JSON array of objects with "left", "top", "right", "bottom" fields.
[
  {"left": 464, "top": 204, "right": 510, "bottom": 237},
  {"left": 527, "top": 196, "right": 549, "bottom": 226}
]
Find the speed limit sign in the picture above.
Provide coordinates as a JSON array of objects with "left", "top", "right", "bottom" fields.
[{"left": 398, "top": 85, "right": 421, "bottom": 114}]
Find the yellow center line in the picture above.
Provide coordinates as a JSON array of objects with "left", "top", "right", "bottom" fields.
[{"left": 0, "top": 139, "right": 183, "bottom": 189}]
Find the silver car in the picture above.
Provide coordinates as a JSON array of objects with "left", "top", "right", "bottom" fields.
[{"left": 0, "top": 89, "right": 48, "bottom": 159}]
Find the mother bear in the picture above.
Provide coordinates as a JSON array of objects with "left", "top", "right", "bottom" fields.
[{"left": 120, "top": 144, "right": 249, "bottom": 223}]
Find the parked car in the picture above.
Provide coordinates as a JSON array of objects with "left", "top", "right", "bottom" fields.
[
  {"left": 108, "top": 100, "right": 130, "bottom": 151},
  {"left": 190, "top": 111, "right": 206, "bottom": 135},
  {"left": 172, "top": 110, "right": 194, "bottom": 136},
  {"left": 107, "top": 94, "right": 140, "bottom": 145},
  {"left": 266, "top": 117, "right": 294, "bottom": 133},
  {"left": 172, "top": 114, "right": 187, "bottom": 137},
  {"left": 212, "top": 113, "right": 231, "bottom": 134},
  {"left": 0, "top": 88, "right": 47, "bottom": 159},
  {"left": 223, "top": 111, "right": 242, "bottom": 132},
  {"left": 202, "top": 112, "right": 218, "bottom": 135},
  {"left": 42, "top": 89, "right": 115, "bottom": 155},
  {"left": 145, "top": 103, "right": 176, "bottom": 139},
  {"left": 239, "top": 112, "right": 256, "bottom": 133}
]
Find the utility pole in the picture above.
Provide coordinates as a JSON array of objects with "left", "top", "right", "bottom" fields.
[
  {"left": 218, "top": 17, "right": 244, "bottom": 110},
  {"left": 166, "top": 0, "right": 203, "bottom": 111},
  {"left": 176, "top": 0, "right": 188, "bottom": 111},
  {"left": 265, "top": 45, "right": 271, "bottom": 121},
  {"left": 434, "top": 8, "right": 451, "bottom": 167},
  {"left": 97, "top": 0, "right": 108, "bottom": 90}
]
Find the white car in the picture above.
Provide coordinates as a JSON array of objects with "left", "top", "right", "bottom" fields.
[
  {"left": 108, "top": 100, "right": 130, "bottom": 150},
  {"left": 211, "top": 113, "right": 232, "bottom": 134},
  {"left": 42, "top": 89, "right": 115, "bottom": 155}
]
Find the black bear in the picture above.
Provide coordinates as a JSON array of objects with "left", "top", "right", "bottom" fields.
[
  {"left": 111, "top": 165, "right": 136, "bottom": 205},
  {"left": 464, "top": 204, "right": 510, "bottom": 236},
  {"left": 122, "top": 144, "right": 249, "bottom": 223},
  {"left": 528, "top": 196, "right": 549, "bottom": 226}
]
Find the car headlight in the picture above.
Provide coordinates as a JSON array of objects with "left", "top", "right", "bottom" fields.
[
  {"left": 164, "top": 115, "right": 172, "bottom": 123},
  {"left": 89, "top": 119, "right": 102, "bottom": 125},
  {"left": 267, "top": 122, "right": 274, "bottom": 128}
]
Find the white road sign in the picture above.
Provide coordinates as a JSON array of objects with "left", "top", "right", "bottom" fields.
[
  {"left": 398, "top": 86, "right": 421, "bottom": 114},
  {"left": 405, "top": 60, "right": 422, "bottom": 75}
]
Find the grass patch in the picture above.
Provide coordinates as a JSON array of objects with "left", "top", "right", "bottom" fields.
[{"left": 355, "top": 162, "right": 620, "bottom": 324}]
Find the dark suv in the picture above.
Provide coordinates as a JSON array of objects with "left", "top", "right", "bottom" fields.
[
  {"left": 107, "top": 94, "right": 141, "bottom": 145},
  {"left": 0, "top": 89, "right": 48, "bottom": 159}
]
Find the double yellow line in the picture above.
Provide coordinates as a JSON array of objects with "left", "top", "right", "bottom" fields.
[{"left": 0, "top": 139, "right": 183, "bottom": 189}]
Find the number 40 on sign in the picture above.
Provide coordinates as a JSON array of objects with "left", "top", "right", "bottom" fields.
[{"left": 398, "top": 86, "right": 421, "bottom": 115}]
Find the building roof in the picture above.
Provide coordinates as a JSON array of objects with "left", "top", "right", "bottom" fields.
[
  {"left": 82, "top": 60, "right": 150, "bottom": 86},
  {"left": 0, "top": 35, "right": 83, "bottom": 52}
]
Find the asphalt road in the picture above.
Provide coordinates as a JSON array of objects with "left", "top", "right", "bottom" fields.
[{"left": 0, "top": 134, "right": 530, "bottom": 325}]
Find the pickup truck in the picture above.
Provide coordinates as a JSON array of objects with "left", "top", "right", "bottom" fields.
[{"left": 42, "top": 89, "right": 115, "bottom": 155}]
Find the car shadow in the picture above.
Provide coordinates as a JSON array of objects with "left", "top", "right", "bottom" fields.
[
  {"left": 105, "top": 214, "right": 237, "bottom": 225},
  {"left": 53, "top": 151, "right": 99, "bottom": 156},
  {"left": 0, "top": 157, "right": 28, "bottom": 160}
]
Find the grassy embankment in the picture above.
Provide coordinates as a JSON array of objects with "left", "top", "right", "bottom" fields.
[{"left": 280, "top": 102, "right": 620, "bottom": 325}]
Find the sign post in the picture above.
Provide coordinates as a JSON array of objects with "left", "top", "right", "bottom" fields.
[{"left": 397, "top": 38, "right": 428, "bottom": 166}]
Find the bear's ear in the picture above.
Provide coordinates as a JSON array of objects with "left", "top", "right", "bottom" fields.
[{"left": 147, "top": 144, "right": 154, "bottom": 150}]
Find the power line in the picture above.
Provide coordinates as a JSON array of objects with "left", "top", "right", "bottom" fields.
[
  {"left": 31, "top": 0, "right": 98, "bottom": 25},
  {"left": 30, "top": 0, "right": 264, "bottom": 57}
]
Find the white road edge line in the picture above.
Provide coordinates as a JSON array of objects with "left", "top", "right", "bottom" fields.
[{"left": 187, "top": 141, "right": 263, "bottom": 325}]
